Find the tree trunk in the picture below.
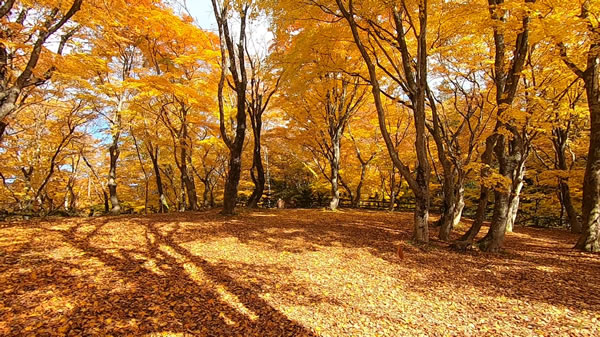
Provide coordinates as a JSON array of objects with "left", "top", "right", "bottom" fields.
[
  {"left": 247, "top": 152, "right": 265, "bottom": 208},
  {"left": 203, "top": 182, "right": 211, "bottom": 207},
  {"left": 576, "top": 62, "right": 600, "bottom": 251},
  {"left": 413, "top": 188, "right": 429, "bottom": 243},
  {"left": 553, "top": 128, "right": 582, "bottom": 233},
  {"left": 560, "top": 181, "right": 581, "bottom": 233},
  {"left": 213, "top": 2, "right": 249, "bottom": 216},
  {"left": 149, "top": 149, "right": 168, "bottom": 213},
  {"left": 108, "top": 135, "right": 121, "bottom": 214},
  {"left": 478, "top": 188, "right": 510, "bottom": 252},
  {"left": 209, "top": 183, "right": 215, "bottom": 208},
  {"left": 182, "top": 166, "right": 198, "bottom": 211},
  {"left": 337, "top": 0, "right": 430, "bottom": 243},
  {"left": 452, "top": 179, "right": 465, "bottom": 227},
  {"left": 180, "top": 119, "right": 198, "bottom": 211},
  {"left": 223, "top": 148, "right": 243, "bottom": 215},
  {"left": 478, "top": 136, "right": 516, "bottom": 252},
  {"left": 506, "top": 162, "right": 526, "bottom": 233},
  {"left": 329, "top": 133, "right": 341, "bottom": 211},
  {"left": 472, "top": 0, "right": 532, "bottom": 252},
  {"left": 178, "top": 171, "right": 186, "bottom": 212},
  {"left": 353, "top": 164, "right": 367, "bottom": 208},
  {"left": 458, "top": 136, "right": 496, "bottom": 243},
  {"left": 0, "top": 121, "right": 6, "bottom": 143},
  {"left": 247, "top": 115, "right": 265, "bottom": 208},
  {"left": 439, "top": 172, "right": 456, "bottom": 241}
]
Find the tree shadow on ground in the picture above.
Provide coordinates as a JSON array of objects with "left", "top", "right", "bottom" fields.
[
  {"left": 1, "top": 209, "right": 599, "bottom": 336},
  {"left": 0, "top": 214, "right": 317, "bottom": 336},
  {"left": 160, "top": 209, "right": 600, "bottom": 312}
]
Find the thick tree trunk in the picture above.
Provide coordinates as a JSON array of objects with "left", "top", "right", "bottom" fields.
[
  {"left": 223, "top": 150, "right": 243, "bottom": 214},
  {"left": 576, "top": 69, "right": 600, "bottom": 251},
  {"left": 413, "top": 188, "right": 430, "bottom": 243},
  {"left": 478, "top": 188, "right": 510, "bottom": 252},
  {"left": 213, "top": 3, "right": 249, "bottom": 216},
  {"left": 108, "top": 136, "right": 121, "bottom": 214},
  {"left": 0, "top": 120, "right": 6, "bottom": 143},
  {"left": 181, "top": 166, "right": 198, "bottom": 211},
  {"left": 478, "top": 136, "right": 517, "bottom": 252},
  {"left": 329, "top": 134, "right": 341, "bottom": 211}
]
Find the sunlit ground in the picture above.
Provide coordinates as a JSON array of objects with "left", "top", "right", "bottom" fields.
[{"left": 0, "top": 209, "right": 598, "bottom": 336}]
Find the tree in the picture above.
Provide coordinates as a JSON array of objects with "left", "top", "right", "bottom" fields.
[
  {"left": 552, "top": 0, "right": 600, "bottom": 251},
  {"left": 212, "top": 0, "right": 251, "bottom": 215},
  {"left": 456, "top": 0, "right": 535, "bottom": 251},
  {"left": 329, "top": 0, "right": 432, "bottom": 242},
  {"left": 0, "top": 0, "right": 82, "bottom": 142},
  {"left": 246, "top": 56, "right": 279, "bottom": 208}
]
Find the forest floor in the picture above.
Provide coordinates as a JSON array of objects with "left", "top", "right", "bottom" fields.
[{"left": 0, "top": 209, "right": 599, "bottom": 336}]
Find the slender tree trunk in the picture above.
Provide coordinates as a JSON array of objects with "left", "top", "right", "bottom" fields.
[
  {"left": 389, "top": 190, "right": 397, "bottom": 212},
  {"left": 560, "top": 181, "right": 581, "bottom": 232},
  {"left": 388, "top": 168, "right": 397, "bottom": 211},
  {"left": 506, "top": 162, "right": 526, "bottom": 232},
  {"left": 108, "top": 134, "right": 121, "bottom": 214},
  {"left": 452, "top": 178, "right": 466, "bottom": 227},
  {"left": 336, "top": 0, "right": 430, "bottom": 243},
  {"left": 247, "top": 116, "right": 265, "bottom": 208},
  {"left": 180, "top": 119, "right": 198, "bottom": 211},
  {"left": 553, "top": 130, "right": 582, "bottom": 233},
  {"left": 178, "top": 170, "right": 186, "bottom": 212},
  {"left": 209, "top": 183, "right": 215, "bottom": 208},
  {"left": 149, "top": 148, "right": 168, "bottom": 213},
  {"left": 203, "top": 182, "right": 211, "bottom": 207},
  {"left": 458, "top": 136, "right": 496, "bottom": 243},
  {"left": 413, "top": 93, "right": 431, "bottom": 242},
  {"left": 439, "top": 172, "right": 456, "bottom": 241},
  {"left": 329, "top": 133, "right": 341, "bottom": 210},
  {"left": 339, "top": 174, "right": 354, "bottom": 206}
]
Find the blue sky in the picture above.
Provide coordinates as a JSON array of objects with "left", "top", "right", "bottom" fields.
[
  {"left": 184, "top": 1, "right": 218, "bottom": 31},
  {"left": 180, "top": 0, "right": 273, "bottom": 53}
]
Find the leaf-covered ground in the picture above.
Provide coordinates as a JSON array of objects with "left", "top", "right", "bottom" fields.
[{"left": 0, "top": 209, "right": 599, "bottom": 336}]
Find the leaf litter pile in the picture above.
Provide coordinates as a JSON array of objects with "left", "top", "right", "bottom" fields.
[{"left": 0, "top": 209, "right": 599, "bottom": 336}]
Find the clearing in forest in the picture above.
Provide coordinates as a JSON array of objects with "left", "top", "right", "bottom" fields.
[{"left": 0, "top": 209, "right": 599, "bottom": 336}]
